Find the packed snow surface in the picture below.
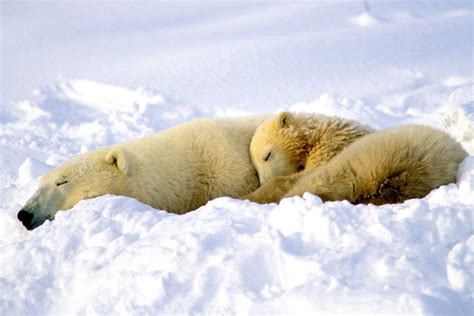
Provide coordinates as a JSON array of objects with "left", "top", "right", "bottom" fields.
[{"left": 1, "top": 1, "right": 473, "bottom": 315}]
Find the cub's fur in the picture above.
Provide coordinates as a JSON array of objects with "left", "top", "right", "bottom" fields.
[
  {"left": 250, "top": 112, "right": 373, "bottom": 185},
  {"left": 245, "top": 123, "right": 467, "bottom": 205}
]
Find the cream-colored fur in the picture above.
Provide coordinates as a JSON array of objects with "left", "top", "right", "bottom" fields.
[
  {"left": 249, "top": 112, "right": 373, "bottom": 185},
  {"left": 245, "top": 124, "right": 468, "bottom": 204},
  {"left": 19, "top": 115, "right": 269, "bottom": 230}
]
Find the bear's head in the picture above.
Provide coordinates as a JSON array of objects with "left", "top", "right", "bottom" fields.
[
  {"left": 17, "top": 147, "right": 131, "bottom": 230},
  {"left": 250, "top": 112, "right": 306, "bottom": 185}
]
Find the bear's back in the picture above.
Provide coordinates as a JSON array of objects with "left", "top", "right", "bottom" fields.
[{"left": 121, "top": 115, "right": 269, "bottom": 213}]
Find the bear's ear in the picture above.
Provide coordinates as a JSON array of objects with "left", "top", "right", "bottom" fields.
[
  {"left": 277, "top": 112, "right": 293, "bottom": 129},
  {"left": 105, "top": 148, "right": 130, "bottom": 175}
]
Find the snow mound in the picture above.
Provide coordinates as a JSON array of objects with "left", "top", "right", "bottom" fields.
[
  {"left": 51, "top": 79, "right": 165, "bottom": 114},
  {"left": 443, "top": 84, "right": 474, "bottom": 154},
  {"left": 288, "top": 93, "right": 395, "bottom": 129},
  {"left": 36, "top": 79, "right": 204, "bottom": 130},
  {"left": 17, "top": 158, "right": 54, "bottom": 186},
  {"left": 351, "top": 13, "right": 384, "bottom": 27}
]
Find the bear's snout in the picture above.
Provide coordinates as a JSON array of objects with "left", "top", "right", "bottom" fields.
[{"left": 17, "top": 209, "right": 35, "bottom": 230}]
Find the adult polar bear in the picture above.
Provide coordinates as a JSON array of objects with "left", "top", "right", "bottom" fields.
[{"left": 18, "top": 115, "right": 268, "bottom": 230}]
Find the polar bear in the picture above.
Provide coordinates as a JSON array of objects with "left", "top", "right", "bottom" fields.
[
  {"left": 249, "top": 112, "right": 373, "bottom": 185},
  {"left": 244, "top": 117, "right": 468, "bottom": 205},
  {"left": 18, "top": 115, "right": 268, "bottom": 230}
]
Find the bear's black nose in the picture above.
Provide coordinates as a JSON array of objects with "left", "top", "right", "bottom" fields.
[{"left": 17, "top": 210, "right": 34, "bottom": 229}]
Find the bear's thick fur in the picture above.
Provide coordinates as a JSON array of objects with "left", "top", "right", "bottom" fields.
[
  {"left": 244, "top": 122, "right": 468, "bottom": 205},
  {"left": 249, "top": 112, "right": 373, "bottom": 185},
  {"left": 18, "top": 115, "right": 268, "bottom": 230}
]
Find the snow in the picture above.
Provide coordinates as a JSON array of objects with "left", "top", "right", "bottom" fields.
[
  {"left": 1, "top": 1, "right": 473, "bottom": 315},
  {"left": 443, "top": 84, "right": 474, "bottom": 154}
]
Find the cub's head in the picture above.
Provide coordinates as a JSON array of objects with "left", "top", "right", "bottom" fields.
[
  {"left": 250, "top": 112, "right": 304, "bottom": 185},
  {"left": 17, "top": 147, "right": 131, "bottom": 230}
]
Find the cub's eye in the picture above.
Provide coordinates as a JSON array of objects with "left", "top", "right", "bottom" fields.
[
  {"left": 56, "top": 179, "right": 68, "bottom": 186},
  {"left": 263, "top": 151, "right": 272, "bottom": 162}
]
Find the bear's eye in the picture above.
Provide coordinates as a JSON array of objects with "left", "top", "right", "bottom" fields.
[
  {"left": 263, "top": 151, "right": 272, "bottom": 162},
  {"left": 56, "top": 179, "right": 68, "bottom": 186}
]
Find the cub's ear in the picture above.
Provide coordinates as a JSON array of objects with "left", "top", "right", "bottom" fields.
[
  {"left": 105, "top": 148, "right": 130, "bottom": 175},
  {"left": 276, "top": 112, "right": 293, "bottom": 129}
]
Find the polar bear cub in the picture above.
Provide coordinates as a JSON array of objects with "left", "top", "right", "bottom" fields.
[
  {"left": 249, "top": 112, "right": 373, "bottom": 185},
  {"left": 245, "top": 112, "right": 468, "bottom": 205}
]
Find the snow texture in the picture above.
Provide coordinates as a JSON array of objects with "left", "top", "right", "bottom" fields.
[{"left": 1, "top": 1, "right": 473, "bottom": 315}]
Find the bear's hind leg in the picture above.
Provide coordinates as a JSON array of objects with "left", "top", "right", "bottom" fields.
[{"left": 354, "top": 171, "right": 411, "bottom": 205}]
